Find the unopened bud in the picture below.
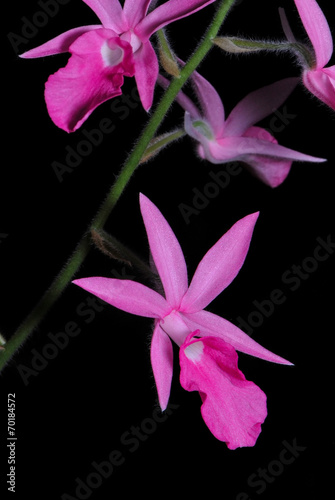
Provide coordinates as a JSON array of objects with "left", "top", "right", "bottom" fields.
[
  {"left": 213, "top": 36, "right": 284, "bottom": 53},
  {"left": 157, "top": 29, "right": 180, "bottom": 77}
]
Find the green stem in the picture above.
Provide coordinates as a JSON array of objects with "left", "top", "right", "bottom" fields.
[
  {"left": 0, "top": 0, "right": 237, "bottom": 372},
  {"left": 90, "top": 0, "right": 236, "bottom": 230},
  {"left": 0, "top": 235, "right": 92, "bottom": 368}
]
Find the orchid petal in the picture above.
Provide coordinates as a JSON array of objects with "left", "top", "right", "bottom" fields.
[
  {"left": 209, "top": 136, "right": 327, "bottom": 164},
  {"left": 123, "top": 0, "right": 152, "bottom": 28},
  {"left": 150, "top": 322, "right": 174, "bottom": 411},
  {"left": 140, "top": 193, "right": 188, "bottom": 309},
  {"left": 44, "top": 29, "right": 135, "bottom": 132},
  {"left": 224, "top": 78, "right": 299, "bottom": 136},
  {"left": 294, "top": 0, "right": 333, "bottom": 68},
  {"left": 240, "top": 127, "right": 292, "bottom": 187},
  {"left": 133, "top": 42, "right": 159, "bottom": 110},
  {"left": 323, "top": 66, "right": 335, "bottom": 83},
  {"left": 242, "top": 158, "right": 292, "bottom": 188},
  {"left": 181, "top": 310, "right": 293, "bottom": 365},
  {"left": 279, "top": 7, "right": 296, "bottom": 43},
  {"left": 72, "top": 277, "right": 169, "bottom": 318},
  {"left": 180, "top": 334, "right": 267, "bottom": 449},
  {"left": 180, "top": 213, "right": 259, "bottom": 313},
  {"left": 190, "top": 71, "right": 226, "bottom": 136},
  {"left": 82, "top": 0, "right": 127, "bottom": 32},
  {"left": 19, "top": 25, "right": 102, "bottom": 58},
  {"left": 135, "top": 0, "right": 216, "bottom": 41},
  {"left": 303, "top": 67, "right": 335, "bottom": 110}
]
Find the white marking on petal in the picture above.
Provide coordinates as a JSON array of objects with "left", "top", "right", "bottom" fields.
[
  {"left": 120, "top": 31, "right": 142, "bottom": 53},
  {"left": 101, "top": 42, "right": 124, "bottom": 67},
  {"left": 129, "top": 33, "right": 142, "bottom": 53},
  {"left": 184, "top": 341, "right": 204, "bottom": 363}
]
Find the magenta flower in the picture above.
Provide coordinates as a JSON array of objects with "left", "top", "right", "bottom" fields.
[
  {"left": 160, "top": 71, "right": 326, "bottom": 187},
  {"left": 20, "top": 0, "right": 216, "bottom": 132},
  {"left": 282, "top": 0, "right": 335, "bottom": 110},
  {"left": 73, "top": 193, "right": 292, "bottom": 448}
]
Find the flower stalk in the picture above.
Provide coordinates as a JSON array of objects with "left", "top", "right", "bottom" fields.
[
  {"left": 213, "top": 36, "right": 315, "bottom": 67},
  {"left": 139, "top": 129, "right": 186, "bottom": 164}
]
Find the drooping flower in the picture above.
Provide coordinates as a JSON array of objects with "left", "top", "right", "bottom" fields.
[
  {"left": 73, "top": 193, "right": 292, "bottom": 448},
  {"left": 280, "top": 0, "right": 335, "bottom": 110},
  {"left": 20, "top": 0, "right": 217, "bottom": 132},
  {"left": 158, "top": 71, "right": 326, "bottom": 187}
]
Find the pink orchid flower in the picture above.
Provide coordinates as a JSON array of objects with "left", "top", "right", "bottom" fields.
[
  {"left": 73, "top": 193, "right": 292, "bottom": 449},
  {"left": 20, "top": 0, "right": 216, "bottom": 132},
  {"left": 159, "top": 71, "right": 326, "bottom": 187},
  {"left": 281, "top": 0, "right": 335, "bottom": 110}
]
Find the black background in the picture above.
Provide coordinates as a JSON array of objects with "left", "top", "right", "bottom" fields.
[{"left": 1, "top": 0, "right": 334, "bottom": 498}]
